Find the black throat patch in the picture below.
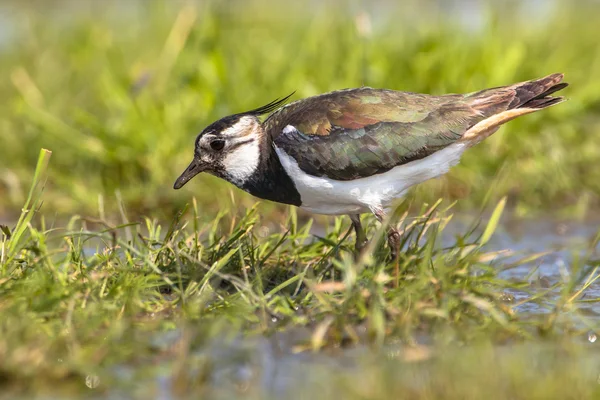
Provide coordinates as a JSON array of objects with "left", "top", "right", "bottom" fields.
[{"left": 240, "top": 140, "right": 302, "bottom": 207}]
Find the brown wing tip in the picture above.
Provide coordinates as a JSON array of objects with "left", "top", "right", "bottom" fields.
[
  {"left": 523, "top": 95, "right": 567, "bottom": 109},
  {"left": 543, "top": 72, "right": 565, "bottom": 83},
  {"left": 513, "top": 73, "right": 569, "bottom": 109},
  {"left": 532, "top": 73, "right": 565, "bottom": 89}
]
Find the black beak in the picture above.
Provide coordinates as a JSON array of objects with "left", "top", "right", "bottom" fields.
[{"left": 173, "top": 160, "right": 206, "bottom": 189}]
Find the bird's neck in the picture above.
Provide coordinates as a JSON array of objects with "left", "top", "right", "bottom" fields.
[{"left": 238, "top": 132, "right": 302, "bottom": 206}]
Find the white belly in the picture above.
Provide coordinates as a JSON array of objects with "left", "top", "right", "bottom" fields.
[{"left": 275, "top": 143, "right": 468, "bottom": 215}]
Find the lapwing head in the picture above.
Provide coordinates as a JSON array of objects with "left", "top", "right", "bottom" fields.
[{"left": 173, "top": 93, "right": 294, "bottom": 190}]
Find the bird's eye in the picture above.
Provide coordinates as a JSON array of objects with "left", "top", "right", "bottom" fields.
[{"left": 210, "top": 139, "right": 225, "bottom": 151}]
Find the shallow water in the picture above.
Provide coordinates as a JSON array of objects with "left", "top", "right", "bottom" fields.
[
  {"left": 311, "top": 213, "right": 600, "bottom": 326},
  {"left": 316, "top": 214, "right": 600, "bottom": 293},
  {"left": 126, "top": 216, "right": 598, "bottom": 399},
  {"left": 4, "top": 215, "right": 600, "bottom": 399},
  {"left": 418, "top": 214, "right": 600, "bottom": 320},
  {"left": 108, "top": 318, "right": 600, "bottom": 399},
  {"left": 472, "top": 216, "right": 600, "bottom": 318}
]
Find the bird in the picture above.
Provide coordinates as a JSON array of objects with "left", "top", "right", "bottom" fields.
[{"left": 174, "top": 73, "right": 568, "bottom": 257}]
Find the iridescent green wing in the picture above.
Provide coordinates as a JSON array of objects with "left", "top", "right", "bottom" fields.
[{"left": 267, "top": 87, "right": 487, "bottom": 180}]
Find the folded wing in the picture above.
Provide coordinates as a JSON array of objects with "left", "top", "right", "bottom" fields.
[{"left": 268, "top": 74, "right": 566, "bottom": 181}]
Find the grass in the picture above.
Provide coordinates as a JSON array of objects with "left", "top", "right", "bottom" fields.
[
  {"left": 1, "top": 148, "right": 600, "bottom": 398},
  {"left": 1, "top": 0, "right": 600, "bottom": 398}
]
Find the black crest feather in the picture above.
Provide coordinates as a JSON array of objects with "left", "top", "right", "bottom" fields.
[{"left": 245, "top": 92, "right": 295, "bottom": 116}]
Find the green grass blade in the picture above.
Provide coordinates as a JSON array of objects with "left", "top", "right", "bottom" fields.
[
  {"left": 4, "top": 148, "right": 52, "bottom": 266},
  {"left": 480, "top": 197, "right": 507, "bottom": 246}
]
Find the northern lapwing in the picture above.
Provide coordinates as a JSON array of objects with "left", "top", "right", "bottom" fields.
[{"left": 174, "top": 73, "right": 568, "bottom": 257}]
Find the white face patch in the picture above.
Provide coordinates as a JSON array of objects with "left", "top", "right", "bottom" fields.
[
  {"left": 219, "top": 117, "right": 262, "bottom": 186},
  {"left": 221, "top": 138, "right": 261, "bottom": 186},
  {"left": 196, "top": 116, "right": 263, "bottom": 186}
]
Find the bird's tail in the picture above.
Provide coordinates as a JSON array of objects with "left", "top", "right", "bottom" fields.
[
  {"left": 461, "top": 73, "right": 568, "bottom": 144},
  {"left": 507, "top": 73, "right": 568, "bottom": 109}
]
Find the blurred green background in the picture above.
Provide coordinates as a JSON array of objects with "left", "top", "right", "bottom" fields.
[{"left": 1, "top": 0, "right": 599, "bottom": 221}]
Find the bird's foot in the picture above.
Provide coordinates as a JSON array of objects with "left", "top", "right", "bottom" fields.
[
  {"left": 387, "top": 228, "right": 401, "bottom": 261},
  {"left": 371, "top": 208, "right": 402, "bottom": 261}
]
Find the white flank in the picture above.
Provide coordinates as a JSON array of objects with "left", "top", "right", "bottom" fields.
[
  {"left": 222, "top": 139, "right": 260, "bottom": 186},
  {"left": 275, "top": 143, "right": 468, "bottom": 215}
]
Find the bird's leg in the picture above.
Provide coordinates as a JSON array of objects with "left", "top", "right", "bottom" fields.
[
  {"left": 349, "top": 214, "right": 368, "bottom": 253},
  {"left": 373, "top": 209, "right": 401, "bottom": 260}
]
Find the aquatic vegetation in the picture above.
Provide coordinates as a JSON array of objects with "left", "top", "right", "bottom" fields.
[{"left": 1, "top": 149, "right": 600, "bottom": 397}]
